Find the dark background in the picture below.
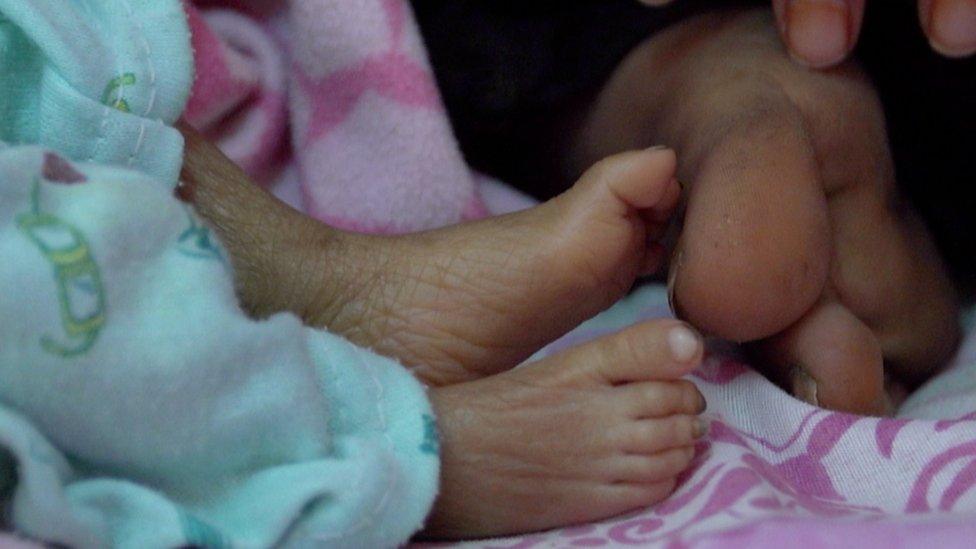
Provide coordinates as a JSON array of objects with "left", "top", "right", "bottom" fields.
[
  {"left": 415, "top": 0, "right": 975, "bottom": 296},
  {"left": 858, "top": 2, "right": 976, "bottom": 296}
]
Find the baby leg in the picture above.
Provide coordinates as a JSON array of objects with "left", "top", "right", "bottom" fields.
[{"left": 181, "top": 127, "right": 682, "bottom": 386}]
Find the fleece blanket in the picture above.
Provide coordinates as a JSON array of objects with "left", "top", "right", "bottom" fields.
[
  {"left": 0, "top": 1, "right": 441, "bottom": 547},
  {"left": 176, "top": 1, "right": 976, "bottom": 548}
]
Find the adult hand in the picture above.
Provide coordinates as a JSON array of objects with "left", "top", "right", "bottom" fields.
[{"left": 638, "top": 0, "right": 976, "bottom": 67}]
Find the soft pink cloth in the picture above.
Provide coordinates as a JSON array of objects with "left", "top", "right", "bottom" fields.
[
  {"left": 412, "top": 303, "right": 976, "bottom": 548},
  {"left": 183, "top": 0, "right": 486, "bottom": 234},
  {"left": 177, "top": 2, "right": 976, "bottom": 548}
]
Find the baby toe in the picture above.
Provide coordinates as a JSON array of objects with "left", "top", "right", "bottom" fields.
[
  {"left": 609, "top": 447, "right": 696, "bottom": 484},
  {"left": 554, "top": 320, "right": 703, "bottom": 385},
  {"left": 618, "top": 380, "right": 706, "bottom": 418},
  {"left": 607, "top": 479, "right": 679, "bottom": 511},
  {"left": 564, "top": 148, "right": 678, "bottom": 212},
  {"left": 615, "top": 415, "right": 708, "bottom": 455}
]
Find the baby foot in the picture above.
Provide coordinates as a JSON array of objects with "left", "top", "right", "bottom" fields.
[
  {"left": 180, "top": 125, "right": 679, "bottom": 386},
  {"left": 569, "top": 10, "right": 961, "bottom": 415},
  {"left": 422, "top": 319, "right": 707, "bottom": 539}
]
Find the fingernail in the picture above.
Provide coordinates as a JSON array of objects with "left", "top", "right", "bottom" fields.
[
  {"left": 667, "top": 250, "right": 684, "bottom": 318},
  {"left": 693, "top": 418, "right": 709, "bottom": 439},
  {"left": 927, "top": 0, "right": 976, "bottom": 57},
  {"left": 646, "top": 145, "right": 671, "bottom": 153},
  {"left": 792, "top": 366, "right": 820, "bottom": 406},
  {"left": 668, "top": 324, "right": 702, "bottom": 363},
  {"left": 786, "top": 0, "right": 851, "bottom": 68}
]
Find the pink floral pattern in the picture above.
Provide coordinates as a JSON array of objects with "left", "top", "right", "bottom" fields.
[
  {"left": 417, "top": 291, "right": 976, "bottom": 548},
  {"left": 184, "top": 0, "right": 483, "bottom": 235}
]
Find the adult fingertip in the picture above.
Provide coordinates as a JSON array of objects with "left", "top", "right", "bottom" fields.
[
  {"left": 925, "top": 0, "right": 976, "bottom": 58},
  {"left": 784, "top": 0, "right": 853, "bottom": 68}
]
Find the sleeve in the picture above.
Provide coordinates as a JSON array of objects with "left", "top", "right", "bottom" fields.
[{"left": 0, "top": 145, "right": 440, "bottom": 549}]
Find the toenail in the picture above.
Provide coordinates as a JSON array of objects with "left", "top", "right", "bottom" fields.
[
  {"left": 693, "top": 418, "right": 709, "bottom": 439},
  {"left": 696, "top": 392, "right": 708, "bottom": 413},
  {"left": 667, "top": 251, "right": 684, "bottom": 318},
  {"left": 668, "top": 324, "right": 702, "bottom": 363}
]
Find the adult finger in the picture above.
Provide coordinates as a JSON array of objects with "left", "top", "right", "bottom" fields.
[
  {"left": 919, "top": 0, "right": 976, "bottom": 57},
  {"left": 772, "top": 0, "right": 865, "bottom": 68}
]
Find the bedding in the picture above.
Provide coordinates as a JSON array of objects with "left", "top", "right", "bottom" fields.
[
  {"left": 0, "top": 0, "right": 972, "bottom": 547},
  {"left": 416, "top": 286, "right": 976, "bottom": 547},
  {"left": 182, "top": 2, "right": 976, "bottom": 546}
]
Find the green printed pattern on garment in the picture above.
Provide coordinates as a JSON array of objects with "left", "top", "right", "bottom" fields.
[
  {"left": 420, "top": 413, "right": 439, "bottom": 455},
  {"left": 181, "top": 511, "right": 231, "bottom": 549},
  {"left": 16, "top": 179, "right": 105, "bottom": 357},
  {"left": 102, "top": 73, "right": 136, "bottom": 113},
  {"left": 177, "top": 207, "right": 225, "bottom": 262}
]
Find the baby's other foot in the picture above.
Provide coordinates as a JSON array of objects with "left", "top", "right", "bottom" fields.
[{"left": 422, "top": 320, "right": 707, "bottom": 538}]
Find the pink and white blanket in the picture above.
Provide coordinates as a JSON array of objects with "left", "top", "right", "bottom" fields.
[
  {"left": 421, "top": 289, "right": 976, "bottom": 547},
  {"left": 7, "top": 1, "right": 971, "bottom": 547},
  {"left": 183, "top": 0, "right": 489, "bottom": 232}
]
